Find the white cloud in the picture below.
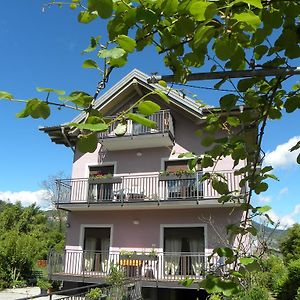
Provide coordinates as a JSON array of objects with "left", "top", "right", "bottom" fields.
[
  {"left": 264, "top": 136, "right": 300, "bottom": 169},
  {"left": 279, "top": 187, "right": 288, "bottom": 195},
  {"left": 267, "top": 204, "right": 300, "bottom": 229},
  {"left": 257, "top": 195, "right": 272, "bottom": 203},
  {"left": 0, "top": 190, "right": 51, "bottom": 210}
]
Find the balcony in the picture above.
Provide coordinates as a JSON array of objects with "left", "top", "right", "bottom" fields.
[
  {"left": 56, "top": 171, "right": 244, "bottom": 210},
  {"left": 49, "top": 249, "right": 228, "bottom": 285},
  {"left": 99, "top": 110, "right": 175, "bottom": 150}
]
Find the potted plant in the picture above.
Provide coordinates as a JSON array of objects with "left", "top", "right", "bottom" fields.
[
  {"left": 37, "top": 278, "right": 52, "bottom": 296},
  {"left": 85, "top": 287, "right": 105, "bottom": 300},
  {"left": 158, "top": 169, "right": 197, "bottom": 181},
  {"left": 88, "top": 173, "right": 122, "bottom": 184}
]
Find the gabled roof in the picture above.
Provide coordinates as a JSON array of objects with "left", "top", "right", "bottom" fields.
[{"left": 40, "top": 69, "right": 205, "bottom": 146}]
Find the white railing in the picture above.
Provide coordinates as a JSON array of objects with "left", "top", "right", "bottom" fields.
[
  {"left": 49, "top": 250, "right": 227, "bottom": 282},
  {"left": 56, "top": 171, "right": 245, "bottom": 205}
]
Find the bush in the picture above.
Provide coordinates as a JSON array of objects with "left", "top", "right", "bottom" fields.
[
  {"left": 263, "top": 255, "right": 288, "bottom": 295},
  {"left": 278, "top": 258, "right": 300, "bottom": 300},
  {"left": 86, "top": 287, "right": 102, "bottom": 300},
  {"left": 233, "top": 286, "right": 270, "bottom": 300}
]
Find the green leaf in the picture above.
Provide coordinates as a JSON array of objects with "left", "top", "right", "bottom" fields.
[
  {"left": 214, "top": 37, "right": 238, "bottom": 61},
  {"left": 138, "top": 101, "right": 161, "bottom": 116},
  {"left": 36, "top": 87, "right": 65, "bottom": 95},
  {"left": 231, "top": 0, "right": 263, "bottom": 9},
  {"left": 227, "top": 116, "right": 240, "bottom": 127},
  {"left": 16, "top": 99, "right": 50, "bottom": 119},
  {"left": 77, "top": 133, "right": 98, "bottom": 153},
  {"left": 190, "top": 1, "right": 217, "bottom": 21},
  {"left": 200, "top": 275, "right": 239, "bottom": 297},
  {"left": 127, "top": 113, "right": 157, "bottom": 128},
  {"left": 284, "top": 96, "right": 300, "bottom": 113},
  {"left": 82, "top": 59, "right": 98, "bottom": 69},
  {"left": 257, "top": 205, "right": 272, "bottom": 213},
  {"left": 254, "top": 182, "right": 268, "bottom": 194},
  {"left": 158, "top": 80, "right": 167, "bottom": 88},
  {"left": 240, "top": 257, "right": 255, "bottom": 265},
  {"left": 116, "top": 35, "right": 136, "bottom": 53},
  {"left": 0, "top": 91, "right": 13, "bottom": 100},
  {"left": 98, "top": 48, "right": 126, "bottom": 59},
  {"left": 77, "top": 11, "right": 98, "bottom": 23},
  {"left": 212, "top": 179, "right": 229, "bottom": 194},
  {"left": 60, "top": 91, "right": 93, "bottom": 108},
  {"left": 220, "top": 94, "right": 239, "bottom": 111},
  {"left": 201, "top": 136, "right": 215, "bottom": 147},
  {"left": 114, "top": 123, "right": 127, "bottom": 136},
  {"left": 216, "top": 247, "right": 234, "bottom": 257},
  {"left": 88, "top": 0, "right": 113, "bottom": 19},
  {"left": 201, "top": 155, "right": 214, "bottom": 168},
  {"left": 82, "top": 36, "right": 101, "bottom": 54},
  {"left": 69, "top": 122, "right": 108, "bottom": 132},
  {"left": 161, "top": 0, "right": 178, "bottom": 16},
  {"left": 109, "top": 55, "right": 128, "bottom": 67},
  {"left": 154, "top": 89, "right": 170, "bottom": 103},
  {"left": 233, "top": 11, "right": 261, "bottom": 31},
  {"left": 254, "top": 45, "right": 268, "bottom": 60},
  {"left": 179, "top": 277, "right": 194, "bottom": 287}
]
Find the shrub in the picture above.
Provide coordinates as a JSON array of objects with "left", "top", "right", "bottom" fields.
[
  {"left": 295, "top": 287, "right": 300, "bottom": 300},
  {"left": 86, "top": 287, "right": 102, "bottom": 300},
  {"left": 233, "top": 286, "right": 270, "bottom": 300},
  {"left": 278, "top": 258, "right": 300, "bottom": 300},
  {"left": 263, "top": 255, "right": 288, "bottom": 295}
]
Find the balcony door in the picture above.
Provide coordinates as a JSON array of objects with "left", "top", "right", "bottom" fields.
[
  {"left": 83, "top": 227, "right": 111, "bottom": 273},
  {"left": 88, "top": 165, "right": 115, "bottom": 201},
  {"left": 163, "top": 227, "right": 205, "bottom": 277},
  {"left": 164, "top": 160, "right": 202, "bottom": 199}
]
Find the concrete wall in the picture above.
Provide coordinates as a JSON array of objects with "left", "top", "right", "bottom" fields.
[
  {"left": 66, "top": 207, "right": 243, "bottom": 253},
  {"left": 71, "top": 108, "right": 245, "bottom": 178}
]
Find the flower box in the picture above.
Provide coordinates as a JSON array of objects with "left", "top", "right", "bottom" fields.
[
  {"left": 88, "top": 176, "right": 122, "bottom": 184},
  {"left": 158, "top": 173, "right": 197, "bottom": 181}
]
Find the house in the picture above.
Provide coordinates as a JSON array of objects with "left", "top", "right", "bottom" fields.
[{"left": 41, "top": 69, "right": 247, "bottom": 299}]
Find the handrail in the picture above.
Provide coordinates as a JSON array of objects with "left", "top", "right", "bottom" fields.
[
  {"left": 17, "top": 283, "right": 101, "bottom": 300},
  {"left": 55, "top": 170, "right": 245, "bottom": 205}
]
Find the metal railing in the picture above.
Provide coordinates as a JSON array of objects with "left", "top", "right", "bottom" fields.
[
  {"left": 49, "top": 250, "right": 228, "bottom": 283},
  {"left": 17, "top": 281, "right": 142, "bottom": 300},
  {"left": 56, "top": 171, "right": 244, "bottom": 205},
  {"left": 99, "top": 110, "right": 174, "bottom": 139}
]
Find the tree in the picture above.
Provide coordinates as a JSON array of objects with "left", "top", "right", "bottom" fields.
[
  {"left": 0, "top": 202, "right": 65, "bottom": 287},
  {"left": 280, "top": 223, "right": 300, "bottom": 263},
  {"left": 41, "top": 172, "right": 68, "bottom": 234},
  {"left": 0, "top": 0, "right": 299, "bottom": 296}
]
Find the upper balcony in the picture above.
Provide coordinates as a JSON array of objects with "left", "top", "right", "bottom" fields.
[
  {"left": 56, "top": 171, "right": 245, "bottom": 210},
  {"left": 99, "top": 110, "right": 175, "bottom": 151}
]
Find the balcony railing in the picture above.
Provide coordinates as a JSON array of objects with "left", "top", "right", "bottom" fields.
[
  {"left": 99, "top": 110, "right": 174, "bottom": 139},
  {"left": 56, "top": 171, "right": 244, "bottom": 205},
  {"left": 49, "top": 250, "right": 227, "bottom": 282}
]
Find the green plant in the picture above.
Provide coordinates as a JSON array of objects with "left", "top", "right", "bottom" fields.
[
  {"left": 295, "top": 287, "right": 300, "bottom": 300},
  {"left": 37, "top": 278, "right": 52, "bottom": 290},
  {"left": 108, "top": 265, "right": 126, "bottom": 287},
  {"left": 233, "top": 286, "right": 270, "bottom": 300},
  {"left": 85, "top": 287, "right": 102, "bottom": 300},
  {"left": 119, "top": 250, "right": 136, "bottom": 257},
  {"left": 263, "top": 255, "right": 288, "bottom": 295},
  {"left": 148, "top": 248, "right": 158, "bottom": 258},
  {"left": 278, "top": 258, "right": 300, "bottom": 300},
  {"left": 11, "top": 279, "right": 27, "bottom": 288}
]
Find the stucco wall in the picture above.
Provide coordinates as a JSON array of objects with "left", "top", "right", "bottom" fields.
[
  {"left": 71, "top": 108, "right": 244, "bottom": 178},
  {"left": 66, "top": 207, "right": 243, "bottom": 252}
]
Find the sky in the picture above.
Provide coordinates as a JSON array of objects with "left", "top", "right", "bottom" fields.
[{"left": 0, "top": 1, "right": 299, "bottom": 228}]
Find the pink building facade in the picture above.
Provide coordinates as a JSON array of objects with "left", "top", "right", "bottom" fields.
[{"left": 42, "top": 69, "right": 247, "bottom": 293}]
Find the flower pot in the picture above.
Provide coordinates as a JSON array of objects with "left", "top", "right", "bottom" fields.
[
  {"left": 158, "top": 173, "right": 197, "bottom": 181},
  {"left": 88, "top": 176, "right": 122, "bottom": 184}
]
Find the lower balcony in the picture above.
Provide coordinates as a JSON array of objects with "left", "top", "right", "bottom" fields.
[
  {"left": 56, "top": 171, "right": 244, "bottom": 210},
  {"left": 48, "top": 250, "right": 227, "bottom": 287}
]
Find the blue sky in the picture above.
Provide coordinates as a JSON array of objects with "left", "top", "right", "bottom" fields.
[{"left": 0, "top": 2, "right": 299, "bottom": 227}]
